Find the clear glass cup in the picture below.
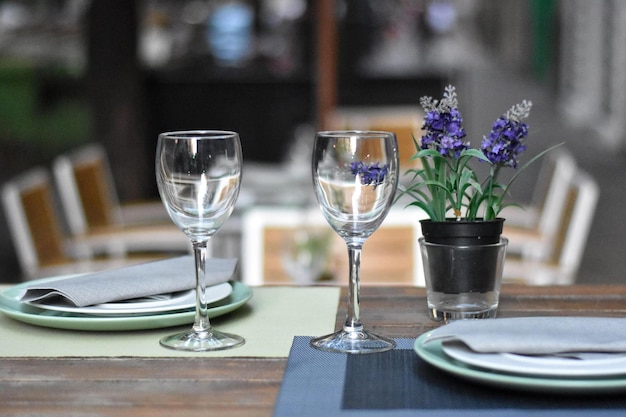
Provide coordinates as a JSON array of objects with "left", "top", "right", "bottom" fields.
[
  {"left": 156, "top": 130, "right": 244, "bottom": 351},
  {"left": 419, "top": 237, "right": 508, "bottom": 322},
  {"left": 310, "top": 130, "right": 399, "bottom": 354}
]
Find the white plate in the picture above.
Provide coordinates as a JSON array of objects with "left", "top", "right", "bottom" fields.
[
  {"left": 442, "top": 341, "right": 626, "bottom": 377},
  {"left": 415, "top": 332, "right": 626, "bottom": 394},
  {"left": 22, "top": 282, "right": 232, "bottom": 316}
]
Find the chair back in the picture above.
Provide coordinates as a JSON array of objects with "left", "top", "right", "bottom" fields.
[
  {"left": 549, "top": 171, "right": 599, "bottom": 283},
  {"left": 505, "top": 150, "right": 577, "bottom": 262},
  {"left": 503, "top": 170, "right": 599, "bottom": 285},
  {"left": 53, "top": 143, "right": 123, "bottom": 236},
  {"left": 535, "top": 151, "right": 578, "bottom": 260},
  {"left": 1, "top": 168, "right": 70, "bottom": 277}
]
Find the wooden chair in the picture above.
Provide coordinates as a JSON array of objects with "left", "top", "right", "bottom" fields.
[
  {"left": 503, "top": 171, "right": 599, "bottom": 285},
  {"left": 241, "top": 207, "right": 427, "bottom": 286},
  {"left": 503, "top": 150, "right": 578, "bottom": 263},
  {"left": 500, "top": 149, "right": 576, "bottom": 228},
  {"left": 52, "top": 144, "right": 191, "bottom": 256},
  {"left": 1, "top": 168, "right": 163, "bottom": 280},
  {"left": 52, "top": 143, "right": 169, "bottom": 234}
]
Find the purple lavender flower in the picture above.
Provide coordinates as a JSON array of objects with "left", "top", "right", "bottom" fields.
[
  {"left": 421, "top": 107, "right": 469, "bottom": 159},
  {"left": 350, "top": 161, "right": 389, "bottom": 188},
  {"left": 481, "top": 117, "right": 529, "bottom": 168},
  {"left": 401, "top": 85, "right": 538, "bottom": 221}
]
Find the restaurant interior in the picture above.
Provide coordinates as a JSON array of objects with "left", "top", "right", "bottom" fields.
[
  {"left": 0, "top": 0, "right": 623, "bottom": 287},
  {"left": 5, "top": 2, "right": 626, "bottom": 414}
]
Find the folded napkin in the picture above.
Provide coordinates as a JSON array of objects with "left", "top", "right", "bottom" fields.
[
  {"left": 21, "top": 256, "right": 237, "bottom": 307},
  {"left": 424, "top": 317, "right": 626, "bottom": 354}
]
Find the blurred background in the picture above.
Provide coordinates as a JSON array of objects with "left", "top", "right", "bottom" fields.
[{"left": 0, "top": 0, "right": 624, "bottom": 284}]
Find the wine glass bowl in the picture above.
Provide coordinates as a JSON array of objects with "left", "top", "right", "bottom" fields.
[
  {"left": 311, "top": 130, "right": 399, "bottom": 354},
  {"left": 156, "top": 130, "right": 244, "bottom": 351}
]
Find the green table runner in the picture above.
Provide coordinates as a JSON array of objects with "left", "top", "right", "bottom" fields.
[{"left": 0, "top": 286, "right": 340, "bottom": 358}]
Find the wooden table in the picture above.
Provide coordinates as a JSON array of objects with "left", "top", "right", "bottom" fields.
[{"left": 2, "top": 284, "right": 626, "bottom": 416}]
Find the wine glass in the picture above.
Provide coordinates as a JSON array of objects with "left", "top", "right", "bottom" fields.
[
  {"left": 311, "top": 130, "right": 399, "bottom": 354},
  {"left": 156, "top": 130, "right": 244, "bottom": 351}
]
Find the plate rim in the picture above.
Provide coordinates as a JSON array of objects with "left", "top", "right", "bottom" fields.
[
  {"left": 441, "top": 341, "right": 626, "bottom": 378},
  {"left": 414, "top": 332, "right": 626, "bottom": 394}
]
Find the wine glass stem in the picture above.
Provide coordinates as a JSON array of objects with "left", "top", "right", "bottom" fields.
[
  {"left": 344, "top": 243, "right": 363, "bottom": 332},
  {"left": 192, "top": 240, "right": 212, "bottom": 334}
]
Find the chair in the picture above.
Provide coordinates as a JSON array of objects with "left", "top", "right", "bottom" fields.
[
  {"left": 52, "top": 143, "right": 191, "bottom": 256},
  {"left": 241, "top": 207, "right": 427, "bottom": 286},
  {"left": 501, "top": 149, "right": 576, "bottom": 227},
  {"left": 1, "top": 168, "right": 164, "bottom": 280},
  {"left": 503, "top": 150, "right": 578, "bottom": 263},
  {"left": 52, "top": 143, "right": 169, "bottom": 234},
  {"left": 503, "top": 171, "right": 599, "bottom": 285}
]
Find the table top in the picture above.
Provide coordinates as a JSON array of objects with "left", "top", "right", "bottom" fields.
[{"left": 3, "top": 284, "right": 626, "bottom": 417}]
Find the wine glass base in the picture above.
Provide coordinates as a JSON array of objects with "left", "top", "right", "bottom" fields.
[
  {"left": 160, "top": 328, "right": 245, "bottom": 352},
  {"left": 310, "top": 328, "right": 396, "bottom": 354}
]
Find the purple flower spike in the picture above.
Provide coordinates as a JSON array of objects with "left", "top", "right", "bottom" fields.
[
  {"left": 420, "top": 106, "right": 468, "bottom": 159},
  {"left": 350, "top": 161, "right": 389, "bottom": 188},
  {"left": 481, "top": 117, "right": 529, "bottom": 168}
]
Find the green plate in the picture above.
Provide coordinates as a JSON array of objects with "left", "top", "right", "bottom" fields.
[
  {"left": 0, "top": 278, "right": 252, "bottom": 332},
  {"left": 414, "top": 331, "right": 626, "bottom": 394}
]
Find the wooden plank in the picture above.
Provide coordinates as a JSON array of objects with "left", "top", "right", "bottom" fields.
[{"left": 0, "top": 358, "right": 286, "bottom": 417}]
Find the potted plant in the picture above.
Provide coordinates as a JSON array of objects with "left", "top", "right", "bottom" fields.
[{"left": 398, "top": 85, "right": 557, "bottom": 321}]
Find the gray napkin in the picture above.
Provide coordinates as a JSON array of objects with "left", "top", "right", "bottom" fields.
[
  {"left": 21, "top": 256, "right": 238, "bottom": 307},
  {"left": 424, "top": 317, "right": 626, "bottom": 354}
]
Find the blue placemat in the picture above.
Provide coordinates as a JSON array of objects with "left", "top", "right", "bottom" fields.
[{"left": 273, "top": 337, "right": 626, "bottom": 417}]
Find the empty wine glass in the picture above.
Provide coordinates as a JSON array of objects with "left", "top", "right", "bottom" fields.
[
  {"left": 311, "top": 130, "right": 399, "bottom": 354},
  {"left": 156, "top": 130, "right": 244, "bottom": 351}
]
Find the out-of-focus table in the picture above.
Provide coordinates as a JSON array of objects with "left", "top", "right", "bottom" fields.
[{"left": 2, "top": 284, "right": 626, "bottom": 416}]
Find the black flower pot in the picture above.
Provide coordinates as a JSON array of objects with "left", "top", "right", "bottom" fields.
[{"left": 420, "top": 218, "right": 504, "bottom": 245}]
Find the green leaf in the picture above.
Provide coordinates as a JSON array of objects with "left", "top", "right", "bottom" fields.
[{"left": 462, "top": 148, "right": 491, "bottom": 162}]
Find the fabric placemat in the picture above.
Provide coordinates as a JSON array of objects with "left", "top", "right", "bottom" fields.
[
  {"left": 273, "top": 337, "right": 626, "bottom": 417},
  {"left": 0, "top": 287, "right": 340, "bottom": 358}
]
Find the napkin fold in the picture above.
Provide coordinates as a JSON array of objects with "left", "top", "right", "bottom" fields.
[
  {"left": 21, "top": 256, "right": 237, "bottom": 307},
  {"left": 424, "top": 317, "right": 626, "bottom": 354}
]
